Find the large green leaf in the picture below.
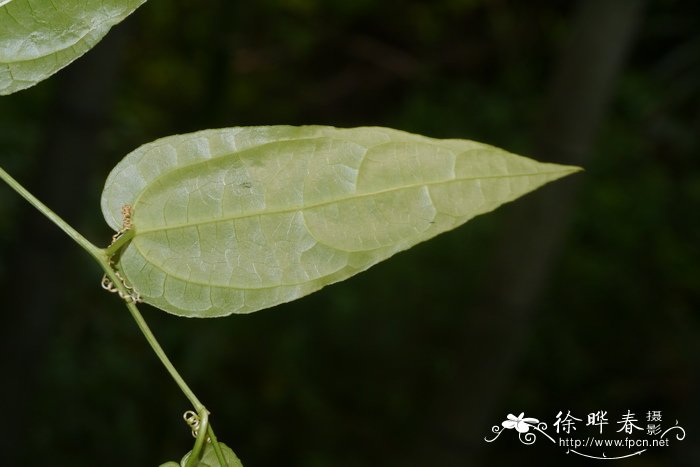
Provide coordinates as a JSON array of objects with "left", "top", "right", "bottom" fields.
[
  {"left": 101, "top": 126, "right": 580, "bottom": 318},
  {"left": 0, "top": 0, "right": 146, "bottom": 95}
]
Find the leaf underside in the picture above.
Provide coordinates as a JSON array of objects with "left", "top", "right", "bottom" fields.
[
  {"left": 0, "top": 0, "right": 146, "bottom": 95},
  {"left": 101, "top": 126, "right": 580, "bottom": 318}
]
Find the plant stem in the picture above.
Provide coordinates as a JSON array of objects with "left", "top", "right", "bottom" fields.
[
  {"left": 186, "top": 410, "right": 210, "bottom": 467},
  {"left": 123, "top": 299, "right": 205, "bottom": 412},
  {"left": 208, "top": 425, "right": 230, "bottom": 467},
  {"left": 105, "top": 227, "right": 135, "bottom": 256},
  {"left": 0, "top": 166, "right": 104, "bottom": 262},
  {"left": 1, "top": 164, "right": 211, "bottom": 431},
  {"left": 1, "top": 165, "right": 234, "bottom": 463}
]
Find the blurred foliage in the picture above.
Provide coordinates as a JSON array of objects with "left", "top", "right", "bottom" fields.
[{"left": 0, "top": 0, "right": 698, "bottom": 466}]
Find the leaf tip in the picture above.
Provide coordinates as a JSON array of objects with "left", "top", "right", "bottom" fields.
[{"left": 545, "top": 162, "right": 584, "bottom": 179}]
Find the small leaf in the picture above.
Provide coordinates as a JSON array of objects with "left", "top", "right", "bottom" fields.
[
  {"left": 101, "top": 126, "right": 580, "bottom": 317},
  {"left": 159, "top": 463, "right": 180, "bottom": 467},
  {"left": 0, "top": 0, "right": 146, "bottom": 95},
  {"left": 180, "top": 442, "right": 243, "bottom": 467}
]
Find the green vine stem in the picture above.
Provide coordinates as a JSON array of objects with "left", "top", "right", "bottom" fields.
[
  {"left": 186, "top": 410, "right": 210, "bottom": 467},
  {"left": 0, "top": 164, "right": 228, "bottom": 463},
  {"left": 119, "top": 297, "right": 205, "bottom": 411},
  {"left": 0, "top": 166, "right": 104, "bottom": 262},
  {"left": 207, "top": 425, "right": 228, "bottom": 466},
  {"left": 105, "top": 227, "right": 135, "bottom": 257}
]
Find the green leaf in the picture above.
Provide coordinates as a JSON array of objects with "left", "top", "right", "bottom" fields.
[
  {"left": 101, "top": 126, "right": 580, "bottom": 318},
  {"left": 180, "top": 442, "right": 243, "bottom": 467},
  {"left": 0, "top": 0, "right": 146, "bottom": 95},
  {"left": 159, "top": 463, "right": 180, "bottom": 467}
]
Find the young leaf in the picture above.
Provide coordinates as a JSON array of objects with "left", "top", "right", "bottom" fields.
[
  {"left": 101, "top": 126, "right": 580, "bottom": 318},
  {"left": 0, "top": 0, "right": 146, "bottom": 95}
]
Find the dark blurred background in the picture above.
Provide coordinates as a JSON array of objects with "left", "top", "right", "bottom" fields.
[{"left": 1, "top": 0, "right": 698, "bottom": 465}]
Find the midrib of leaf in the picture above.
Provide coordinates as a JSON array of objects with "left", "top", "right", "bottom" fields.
[
  {"left": 128, "top": 167, "right": 576, "bottom": 292},
  {"left": 134, "top": 168, "right": 576, "bottom": 235}
]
